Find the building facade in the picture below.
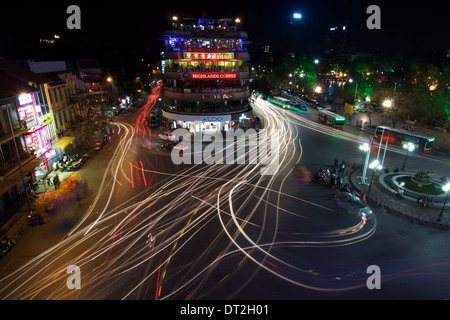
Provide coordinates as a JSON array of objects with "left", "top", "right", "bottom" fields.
[
  {"left": 0, "top": 71, "right": 48, "bottom": 213},
  {"left": 161, "top": 17, "right": 252, "bottom": 134}
]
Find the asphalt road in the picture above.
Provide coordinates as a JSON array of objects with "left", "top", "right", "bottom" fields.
[{"left": 0, "top": 91, "right": 449, "bottom": 300}]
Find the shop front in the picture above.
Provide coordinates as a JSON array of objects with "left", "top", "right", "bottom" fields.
[
  {"left": 162, "top": 110, "right": 231, "bottom": 134},
  {"left": 52, "top": 136, "right": 76, "bottom": 157}
]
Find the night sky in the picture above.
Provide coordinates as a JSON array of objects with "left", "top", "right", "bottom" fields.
[{"left": 1, "top": 0, "right": 448, "bottom": 58}]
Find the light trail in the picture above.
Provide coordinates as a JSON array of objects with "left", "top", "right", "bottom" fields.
[{"left": 6, "top": 88, "right": 447, "bottom": 301}]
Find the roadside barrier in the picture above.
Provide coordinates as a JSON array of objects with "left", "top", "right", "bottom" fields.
[{"left": 385, "top": 200, "right": 450, "bottom": 230}]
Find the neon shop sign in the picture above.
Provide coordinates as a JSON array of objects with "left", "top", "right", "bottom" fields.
[
  {"left": 183, "top": 52, "right": 234, "bottom": 60},
  {"left": 190, "top": 73, "right": 238, "bottom": 79}
]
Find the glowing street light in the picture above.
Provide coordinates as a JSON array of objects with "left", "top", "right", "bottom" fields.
[
  {"left": 359, "top": 141, "right": 371, "bottom": 183},
  {"left": 401, "top": 142, "right": 415, "bottom": 170},
  {"left": 314, "top": 86, "right": 322, "bottom": 93},
  {"left": 293, "top": 13, "right": 302, "bottom": 19},
  {"left": 439, "top": 182, "right": 450, "bottom": 219},
  {"left": 383, "top": 99, "right": 392, "bottom": 107},
  {"left": 368, "top": 159, "right": 382, "bottom": 193}
]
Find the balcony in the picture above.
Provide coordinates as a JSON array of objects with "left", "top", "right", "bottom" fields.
[
  {"left": 163, "top": 70, "right": 250, "bottom": 81},
  {"left": 0, "top": 151, "right": 36, "bottom": 177},
  {"left": 0, "top": 121, "right": 28, "bottom": 145},
  {"left": 163, "top": 102, "right": 251, "bottom": 115},
  {"left": 163, "top": 88, "right": 251, "bottom": 102},
  {"left": 163, "top": 51, "right": 250, "bottom": 61}
]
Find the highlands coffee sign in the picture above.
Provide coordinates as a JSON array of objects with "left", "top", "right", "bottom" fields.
[{"left": 190, "top": 73, "right": 238, "bottom": 79}]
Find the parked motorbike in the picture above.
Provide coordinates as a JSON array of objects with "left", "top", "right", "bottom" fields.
[
  {"left": 27, "top": 213, "right": 49, "bottom": 226},
  {"left": 313, "top": 169, "right": 327, "bottom": 183},
  {"left": 339, "top": 161, "right": 346, "bottom": 172},
  {"left": 329, "top": 174, "right": 338, "bottom": 189},
  {"left": 0, "top": 237, "right": 16, "bottom": 257}
]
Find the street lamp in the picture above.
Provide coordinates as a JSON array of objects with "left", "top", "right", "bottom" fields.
[
  {"left": 439, "top": 182, "right": 450, "bottom": 220},
  {"left": 401, "top": 142, "right": 415, "bottom": 170},
  {"left": 368, "top": 159, "right": 382, "bottom": 193},
  {"left": 359, "top": 142, "right": 370, "bottom": 180},
  {"left": 348, "top": 78, "right": 358, "bottom": 108},
  {"left": 382, "top": 99, "right": 392, "bottom": 107}
]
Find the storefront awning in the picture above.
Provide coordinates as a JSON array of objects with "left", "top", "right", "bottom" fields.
[{"left": 53, "top": 137, "right": 75, "bottom": 149}]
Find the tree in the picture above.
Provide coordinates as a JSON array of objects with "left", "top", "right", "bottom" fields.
[
  {"left": 432, "top": 65, "right": 450, "bottom": 128},
  {"left": 248, "top": 78, "right": 271, "bottom": 98}
]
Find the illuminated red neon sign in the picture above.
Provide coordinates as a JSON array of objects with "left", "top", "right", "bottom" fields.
[
  {"left": 183, "top": 52, "right": 234, "bottom": 60},
  {"left": 190, "top": 73, "right": 238, "bottom": 79}
]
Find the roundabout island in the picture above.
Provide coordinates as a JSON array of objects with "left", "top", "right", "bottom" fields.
[{"left": 349, "top": 165, "right": 450, "bottom": 230}]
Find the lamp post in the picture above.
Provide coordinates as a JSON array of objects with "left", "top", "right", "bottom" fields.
[
  {"left": 401, "top": 142, "right": 415, "bottom": 170},
  {"left": 348, "top": 78, "right": 358, "bottom": 108},
  {"left": 359, "top": 140, "right": 370, "bottom": 181},
  {"left": 368, "top": 159, "right": 382, "bottom": 193},
  {"left": 439, "top": 182, "right": 450, "bottom": 220}
]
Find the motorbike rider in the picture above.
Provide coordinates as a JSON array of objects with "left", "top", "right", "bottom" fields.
[
  {"left": 28, "top": 213, "right": 44, "bottom": 224},
  {"left": 329, "top": 173, "right": 337, "bottom": 188},
  {"left": 342, "top": 183, "right": 351, "bottom": 193}
]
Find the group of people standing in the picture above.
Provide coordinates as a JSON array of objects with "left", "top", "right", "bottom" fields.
[{"left": 417, "top": 196, "right": 434, "bottom": 208}]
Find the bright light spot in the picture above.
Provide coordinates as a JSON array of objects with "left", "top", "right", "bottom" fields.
[
  {"left": 293, "top": 13, "right": 302, "bottom": 19},
  {"left": 443, "top": 182, "right": 450, "bottom": 192},
  {"left": 369, "top": 160, "right": 380, "bottom": 169},
  {"left": 359, "top": 143, "right": 369, "bottom": 152},
  {"left": 382, "top": 99, "right": 392, "bottom": 107},
  {"left": 403, "top": 142, "right": 415, "bottom": 152}
]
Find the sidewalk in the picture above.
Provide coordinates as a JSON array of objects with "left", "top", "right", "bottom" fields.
[
  {"left": 0, "top": 142, "right": 99, "bottom": 241},
  {"left": 0, "top": 166, "right": 85, "bottom": 240},
  {"left": 336, "top": 106, "right": 450, "bottom": 156},
  {"left": 347, "top": 165, "right": 450, "bottom": 230}
]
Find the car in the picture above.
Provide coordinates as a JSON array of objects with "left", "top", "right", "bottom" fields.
[
  {"left": 158, "top": 141, "right": 188, "bottom": 151},
  {"left": 295, "top": 104, "right": 307, "bottom": 111},
  {"left": 158, "top": 132, "right": 176, "bottom": 141}
]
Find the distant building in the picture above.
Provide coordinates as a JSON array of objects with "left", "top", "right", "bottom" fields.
[{"left": 324, "top": 24, "right": 348, "bottom": 57}]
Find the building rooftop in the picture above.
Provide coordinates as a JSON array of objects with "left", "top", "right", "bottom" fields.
[
  {"left": 0, "top": 59, "right": 52, "bottom": 85},
  {"left": 164, "top": 17, "right": 247, "bottom": 39},
  {"left": 0, "top": 71, "right": 39, "bottom": 101}
]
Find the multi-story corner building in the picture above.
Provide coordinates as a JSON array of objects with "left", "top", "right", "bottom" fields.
[
  {"left": 161, "top": 17, "right": 253, "bottom": 134},
  {"left": 0, "top": 71, "right": 47, "bottom": 212}
]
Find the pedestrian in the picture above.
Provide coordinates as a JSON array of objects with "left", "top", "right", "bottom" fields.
[
  {"left": 53, "top": 174, "right": 60, "bottom": 189},
  {"left": 361, "top": 192, "right": 367, "bottom": 203},
  {"left": 82, "top": 178, "right": 88, "bottom": 194},
  {"left": 29, "top": 188, "right": 36, "bottom": 200}
]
